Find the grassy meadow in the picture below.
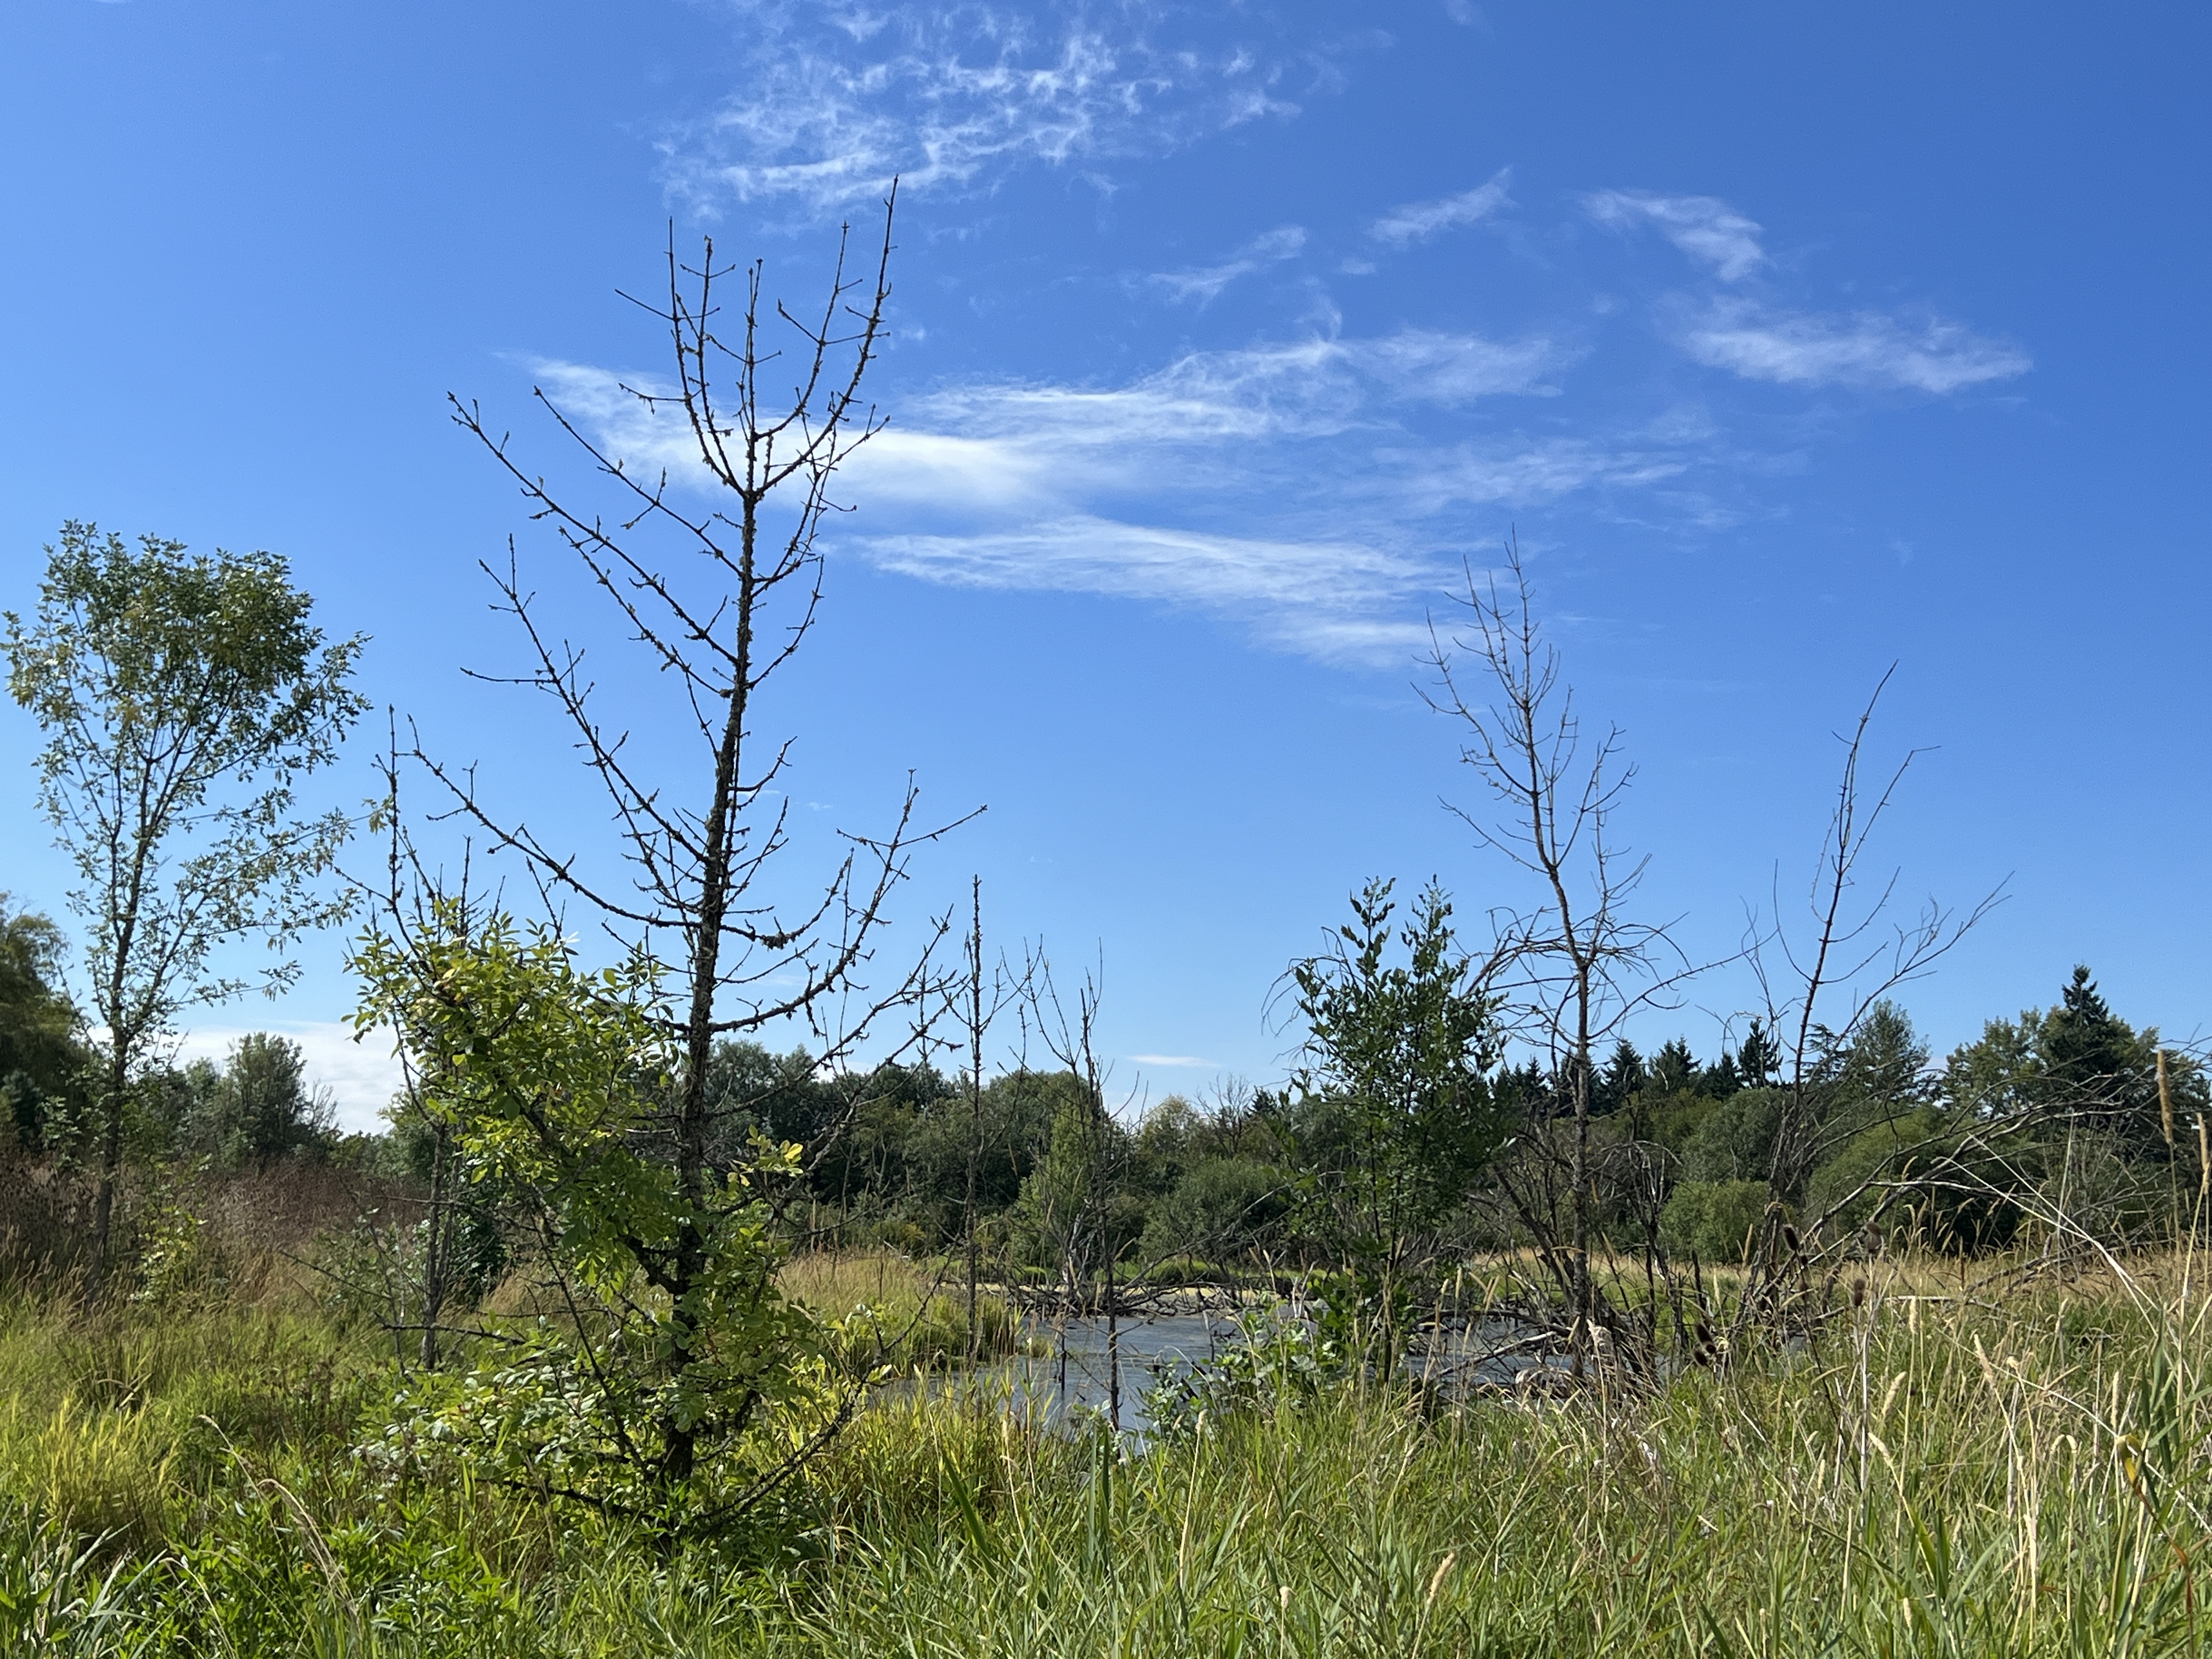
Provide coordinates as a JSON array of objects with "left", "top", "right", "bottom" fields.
[{"left": 0, "top": 1244, "right": 2204, "bottom": 1656}]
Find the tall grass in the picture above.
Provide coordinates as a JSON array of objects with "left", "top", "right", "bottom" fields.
[
  {"left": 781, "top": 1248, "right": 1025, "bottom": 1370},
  {"left": 0, "top": 1251, "right": 2207, "bottom": 1655}
]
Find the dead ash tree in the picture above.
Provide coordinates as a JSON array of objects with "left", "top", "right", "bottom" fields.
[
  {"left": 359, "top": 194, "right": 972, "bottom": 1525},
  {"left": 1728, "top": 668, "right": 2003, "bottom": 1338},
  {"left": 1424, "top": 539, "right": 1690, "bottom": 1367}
]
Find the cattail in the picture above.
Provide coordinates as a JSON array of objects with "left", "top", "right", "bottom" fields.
[
  {"left": 1850, "top": 1276, "right": 1866, "bottom": 1309},
  {"left": 2158, "top": 1049, "right": 2175, "bottom": 1149}
]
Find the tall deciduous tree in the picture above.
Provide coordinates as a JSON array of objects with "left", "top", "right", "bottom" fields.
[
  {"left": 199, "top": 1031, "right": 335, "bottom": 1169},
  {"left": 4, "top": 524, "right": 365, "bottom": 1291}
]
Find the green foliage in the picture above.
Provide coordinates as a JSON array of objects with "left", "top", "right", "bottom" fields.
[
  {"left": 0, "top": 895, "right": 87, "bottom": 1153},
  {"left": 1802, "top": 1106, "right": 1949, "bottom": 1234},
  {"left": 1657, "top": 1178, "right": 1773, "bottom": 1263},
  {"left": 3, "top": 522, "right": 366, "bottom": 1035},
  {"left": 1944, "top": 967, "right": 2204, "bottom": 1146},
  {"left": 1933, "top": 968, "right": 2208, "bottom": 1243},
  {"left": 1286, "top": 879, "right": 1504, "bottom": 1274},
  {"left": 1143, "top": 1304, "right": 1355, "bottom": 1432},
  {"left": 1007, "top": 1093, "right": 1126, "bottom": 1278},
  {"left": 351, "top": 903, "right": 832, "bottom": 1533},
  {"left": 1679, "top": 1088, "right": 1787, "bottom": 1185},
  {"left": 1137, "top": 1157, "right": 1289, "bottom": 1266},
  {"left": 174, "top": 1032, "right": 335, "bottom": 1169}
]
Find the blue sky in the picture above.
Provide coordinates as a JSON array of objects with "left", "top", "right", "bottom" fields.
[{"left": 3, "top": 2, "right": 2207, "bottom": 1128}]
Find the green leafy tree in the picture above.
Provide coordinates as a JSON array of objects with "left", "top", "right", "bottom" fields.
[
  {"left": 1284, "top": 879, "right": 1503, "bottom": 1340},
  {"left": 1010, "top": 1093, "right": 1109, "bottom": 1279},
  {"left": 353, "top": 906, "right": 827, "bottom": 1533},
  {"left": 358, "top": 203, "right": 949, "bottom": 1521},
  {"left": 1934, "top": 968, "right": 2205, "bottom": 1243},
  {"left": 0, "top": 896, "right": 88, "bottom": 1152},
  {"left": 1944, "top": 968, "right": 2193, "bottom": 1150},
  {"left": 1658, "top": 1178, "right": 1771, "bottom": 1263},
  {"left": 1681, "top": 1088, "right": 1788, "bottom": 1186},
  {"left": 4, "top": 523, "right": 365, "bottom": 1291},
  {"left": 1138, "top": 1158, "right": 1289, "bottom": 1267},
  {"left": 194, "top": 1032, "right": 334, "bottom": 1169}
]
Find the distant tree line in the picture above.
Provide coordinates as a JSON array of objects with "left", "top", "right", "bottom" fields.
[{"left": 0, "top": 908, "right": 340, "bottom": 1174}]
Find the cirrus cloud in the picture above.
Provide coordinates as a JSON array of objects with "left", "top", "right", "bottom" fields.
[
  {"left": 1586, "top": 189, "right": 1766, "bottom": 281},
  {"left": 1369, "top": 170, "right": 1514, "bottom": 246},
  {"left": 1679, "top": 299, "right": 2030, "bottom": 393},
  {"left": 665, "top": 4, "right": 1319, "bottom": 217}
]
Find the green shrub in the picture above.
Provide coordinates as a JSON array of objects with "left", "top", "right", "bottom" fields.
[
  {"left": 1679, "top": 1088, "right": 1786, "bottom": 1184},
  {"left": 1659, "top": 1178, "right": 1771, "bottom": 1262}
]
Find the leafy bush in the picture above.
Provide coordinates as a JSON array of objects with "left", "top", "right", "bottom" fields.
[
  {"left": 1142, "top": 1306, "right": 1353, "bottom": 1435},
  {"left": 1658, "top": 1178, "right": 1771, "bottom": 1262},
  {"left": 1803, "top": 1107, "right": 1947, "bottom": 1233},
  {"left": 1137, "top": 1158, "right": 1289, "bottom": 1266},
  {"left": 1679, "top": 1089, "right": 1786, "bottom": 1184}
]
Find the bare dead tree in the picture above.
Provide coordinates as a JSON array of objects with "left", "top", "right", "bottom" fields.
[
  {"left": 1729, "top": 669, "right": 2004, "bottom": 1337},
  {"left": 1424, "top": 539, "right": 1690, "bottom": 1365},
  {"left": 1025, "top": 952, "right": 1142, "bottom": 1428},
  {"left": 945, "top": 877, "right": 1035, "bottom": 1358},
  {"left": 363, "top": 194, "right": 973, "bottom": 1518}
]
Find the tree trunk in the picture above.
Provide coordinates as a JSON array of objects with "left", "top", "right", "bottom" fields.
[
  {"left": 419, "top": 1118, "right": 450, "bottom": 1371},
  {"left": 663, "top": 518, "right": 757, "bottom": 1493},
  {"left": 84, "top": 1046, "right": 128, "bottom": 1306},
  {"left": 965, "top": 879, "right": 983, "bottom": 1359}
]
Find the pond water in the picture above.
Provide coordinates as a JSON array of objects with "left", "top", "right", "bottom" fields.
[
  {"left": 951, "top": 1314, "right": 1234, "bottom": 1435},
  {"left": 949, "top": 1311, "right": 1562, "bottom": 1436}
]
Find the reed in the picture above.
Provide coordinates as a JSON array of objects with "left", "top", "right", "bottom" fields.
[{"left": 781, "top": 1248, "right": 1026, "bottom": 1371}]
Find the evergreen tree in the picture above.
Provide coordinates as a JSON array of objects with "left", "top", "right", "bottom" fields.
[
  {"left": 1737, "top": 1019, "right": 1781, "bottom": 1087},
  {"left": 1699, "top": 1049, "right": 1744, "bottom": 1099},
  {"left": 1650, "top": 1039, "right": 1697, "bottom": 1097},
  {"left": 1594, "top": 1040, "right": 1644, "bottom": 1115},
  {"left": 2040, "top": 967, "right": 2145, "bottom": 1109}
]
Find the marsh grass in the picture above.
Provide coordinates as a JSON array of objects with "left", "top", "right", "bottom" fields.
[
  {"left": 0, "top": 1249, "right": 2208, "bottom": 1654},
  {"left": 780, "top": 1248, "right": 1025, "bottom": 1372}
]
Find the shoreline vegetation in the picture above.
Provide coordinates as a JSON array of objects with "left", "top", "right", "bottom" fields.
[{"left": 1, "top": 1236, "right": 2209, "bottom": 1655}]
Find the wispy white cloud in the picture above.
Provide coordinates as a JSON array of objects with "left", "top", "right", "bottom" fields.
[
  {"left": 667, "top": 5, "right": 1310, "bottom": 216},
  {"left": 1385, "top": 436, "right": 1695, "bottom": 515},
  {"left": 900, "top": 326, "right": 1566, "bottom": 447},
  {"left": 1342, "top": 329, "right": 1567, "bottom": 404},
  {"left": 1580, "top": 190, "right": 2030, "bottom": 395},
  {"left": 1586, "top": 189, "right": 1766, "bottom": 281},
  {"left": 1130, "top": 1052, "right": 1224, "bottom": 1068},
  {"left": 526, "top": 160, "right": 2030, "bottom": 662},
  {"left": 1145, "top": 224, "right": 1307, "bottom": 304},
  {"left": 1369, "top": 170, "right": 1512, "bottom": 246},
  {"left": 534, "top": 318, "right": 1706, "bottom": 663},
  {"left": 863, "top": 517, "right": 1434, "bottom": 659},
  {"left": 1678, "top": 299, "right": 2031, "bottom": 393}
]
